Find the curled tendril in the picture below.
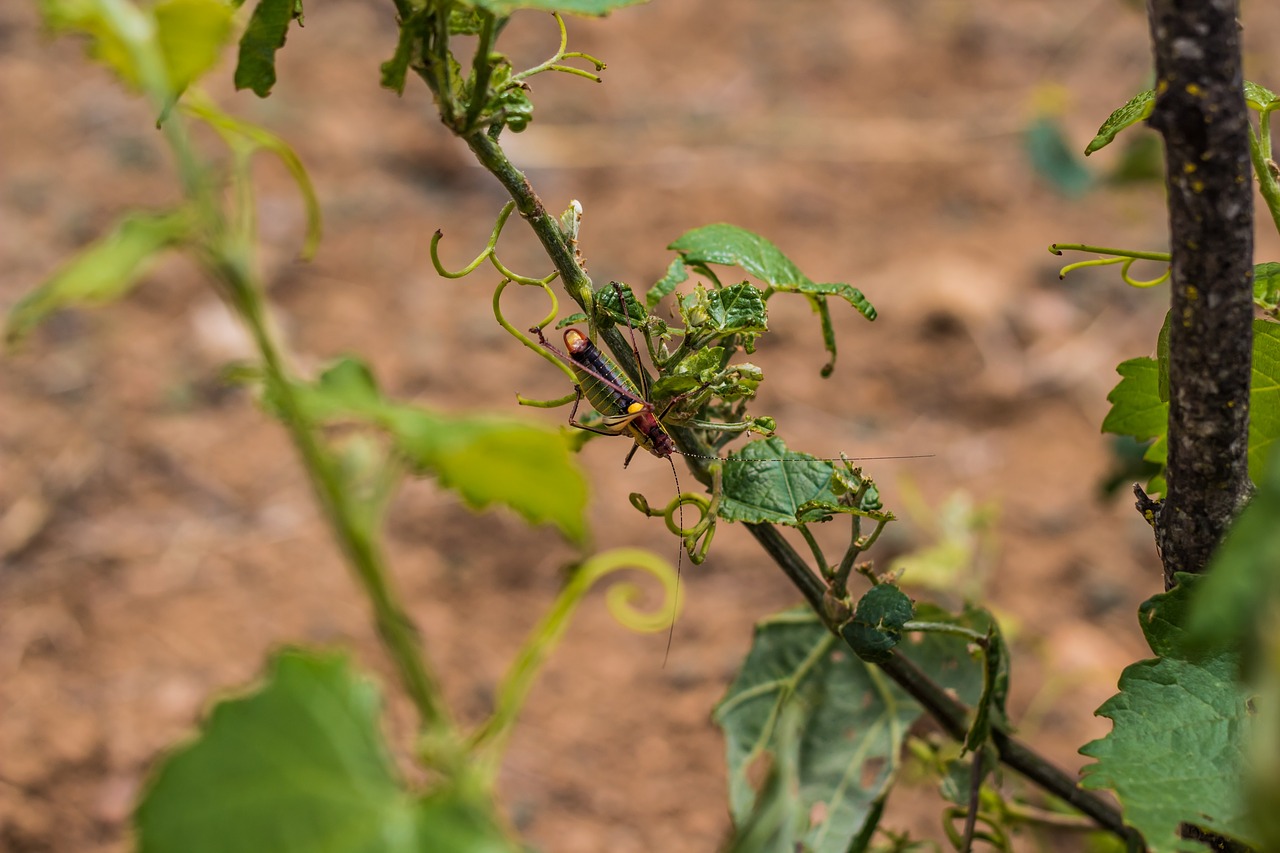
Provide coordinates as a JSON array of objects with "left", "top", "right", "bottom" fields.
[
  {"left": 432, "top": 201, "right": 556, "bottom": 287},
  {"left": 508, "top": 13, "right": 606, "bottom": 88},
  {"left": 1049, "top": 242, "right": 1172, "bottom": 288},
  {"left": 630, "top": 465, "right": 722, "bottom": 565},
  {"left": 492, "top": 278, "right": 579, "bottom": 402},
  {"left": 1119, "top": 257, "right": 1172, "bottom": 288},
  {"left": 467, "top": 547, "right": 678, "bottom": 778}
]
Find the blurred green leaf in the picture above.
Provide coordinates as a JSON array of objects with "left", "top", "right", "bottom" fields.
[
  {"left": 40, "top": 0, "right": 233, "bottom": 100},
  {"left": 136, "top": 648, "right": 516, "bottom": 853},
  {"left": 719, "top": 438, "right": 837, "bottom": 525},
  {"left": 155, "top": 0, "right": 235, "bottom": 96},
  {"left": 6, "top": 210, "right": 190, "bottom": 345},
  {"left": 721, "top": 703, "right": 807, "bottom": 853},
  {"left": 1025, "top": 115, "right": 1093, "bottom": 196},
  {"left": 1101, "top": 356, "right": 1169, "bottom": 493},
  {"left": 1079, "top": 577, "right": 1258, "bottom": 852},
  {"left": 288, "top": 358, "right": 589, "bottom": 543},
  {"left": 235, "top": 0, "right": 304, "bottom": 97},
  {"left": 1086, "top": 90, "right": 1154, "bottom": 155}
]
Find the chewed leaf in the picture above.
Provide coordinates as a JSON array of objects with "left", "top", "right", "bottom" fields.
[
  {"left": 287, "top": 358, "right": 589, "bottom": 543},
  {"left": 135, "top": 649, "right": 516, "bottom": 853},
  {"left": 1079, "top": 578, "right": 1258, "bottom": 851},
  {"left": 1085, "top": 90, "right": 1154, "bottom": 155},
  {"left": 6, "top": 210, "right": 191, "bottom": 345},
  {"left": 719, "top": 438, "right": 837, "bottom": 525},
  {"left": 767, "top": 279, "right": 877, "bottom": 322},
  {"left": 234, "top": 0, "right": 304, "bottom": 97},
  {"left": 466, "top": 0, "right": 647, "bottom": 15}
]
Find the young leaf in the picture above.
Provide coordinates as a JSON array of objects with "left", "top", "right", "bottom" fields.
[
  {"left": 1085, "top": 90, "right": 1154, "bottom": 155},
  {"left": 714, "top": 607, "right": 985, "bottom": 853},
  {"left": 718, "top": 438, "right": 838, "bottom": 525},
  {"left": 136, "top": 648, "right": 516, "bottom": 853},
  {"left": 1079, "top": 577, "right": 1259, "bottom": 852},
  {"left": 1245, "top": 81, "right": 1280, "bottom": 114},
  {"left": 234, "top": 0, "right": 304, "bottom": 97},
  {"left": 464, "top": 0, "right": 648, "bottom": 16},
  {"left": 6, "top": 210, "right": 191, "bottom": 345},
  {"left": 287, "top": 358, "right": 589, "bottom": 543},
  {"left": 840, "top": 583, "right": 913, "bottom": 664}
]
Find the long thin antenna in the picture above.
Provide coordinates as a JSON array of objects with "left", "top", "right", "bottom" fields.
[{"left": 663, "top": 455, "right": 682, "bottom": 667}]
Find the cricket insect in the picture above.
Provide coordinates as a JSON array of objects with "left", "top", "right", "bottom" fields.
[{"left": 528, "top": 282, "right": 926, "bottom": 661}]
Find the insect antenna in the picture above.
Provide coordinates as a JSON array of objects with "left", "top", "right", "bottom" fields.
[{"left": 663, "top": 454, "right": 682, "bottom": 667}]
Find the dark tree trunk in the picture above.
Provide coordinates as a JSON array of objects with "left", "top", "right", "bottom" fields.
[{"left": 1145, "top": 0, "right": 1254, "bottom": 590}]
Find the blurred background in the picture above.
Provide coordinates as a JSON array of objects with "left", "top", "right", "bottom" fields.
[{"left": 3, "top": 0, "right": 1280, "bottom": 850}]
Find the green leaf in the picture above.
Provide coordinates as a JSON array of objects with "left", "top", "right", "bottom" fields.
[
  {"left": 1256, "top": 263, "right": 1280, "bottom": 313},
  {"left": 714, "top": 607, "right": 985, "bottom": 853},
  {"left": 1245, "top": 80, "right": 1280, "bottom": 114},
  {"left": 1085, "top": 90, "right": 1154, "bottom": 155},
  {"left": 646, "top": 258, "right": 688, "bottom": 308},
  {"left": 290, "top": 358, "right": 589, "bottom": 543},
  {"left": 840, "top": 584, "right": 913, "bottom": 664},
  {"left": 465, "top": 0, "right": 648, "bottom": 16},
  {"left": 379, "top": 10, "right": 421, "bottom": 94},
  {"left": 671, "top": 224, "right": 811, "bottom": 289},
  {"left": 155, "top": 0, "right": 235, "bottom": 96},
  {"left": 1079, "top": 578, "right": 1258, "bottom": 851},
  {"left": 670, "top": 224, "right": 875, "bottom": 373},
  {"left": 6, "top": 210, "right": 191, "bottom": 345},
  {"left": 719, "top": 438, "right": 838, "bottom": 525},
  {"left": 136, "top": 648, "right": 515, "bottom": 853},
  {"left": 234, "top": 0, "right": 304, "bottom": 97}
]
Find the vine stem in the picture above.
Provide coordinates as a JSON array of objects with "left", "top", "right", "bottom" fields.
[{"left": 221, "top": 259, "right": 457, "bottom": 747}]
